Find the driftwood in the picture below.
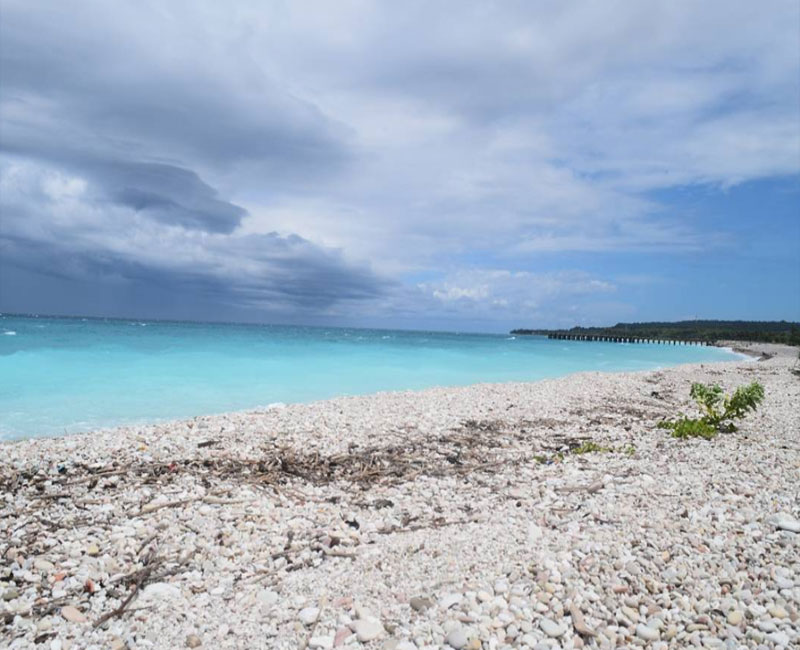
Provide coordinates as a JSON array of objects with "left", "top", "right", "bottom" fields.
[
  {"left": 93, "top": 553, "right": 160, "bottom": 628},
  {"left": 555, "top": 481, "right": 604, "bottom": 494},
  {"left": 1, "top": 416, "right": 568, "bottom": 502}
]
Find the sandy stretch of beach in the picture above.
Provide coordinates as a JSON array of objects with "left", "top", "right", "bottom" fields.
[{"left": 2, "top": 343, "right": 798, "bottom": 649}]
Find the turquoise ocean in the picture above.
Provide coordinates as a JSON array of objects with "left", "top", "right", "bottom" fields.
[{"left": 0, "top": 314, "right": 742, "bottom": 440}]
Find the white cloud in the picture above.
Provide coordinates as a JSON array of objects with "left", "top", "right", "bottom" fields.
[
  {"left": 1, "top": 1, "right": 798, "bottom": 324},
  {"left": 231, "top": 0, "right": 799, "bottom": 270},
  {"left": 420, "top": 269, "right": 616, "bottom": 316}
]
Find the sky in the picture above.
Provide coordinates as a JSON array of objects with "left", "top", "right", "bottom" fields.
[{"left": 0, "top": 1, "right": 798, "bottom": 333}]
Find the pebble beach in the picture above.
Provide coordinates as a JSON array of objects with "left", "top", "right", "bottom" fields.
[{"left": 2, "top": 343, "right": 799, "bottom": 650}]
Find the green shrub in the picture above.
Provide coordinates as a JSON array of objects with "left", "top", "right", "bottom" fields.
[
  {"left": 660, "top": 381, "right": 764, "bottom": 439},
  {"left": 663, "top": 416, "right": 718, "bottom": 440},
  {"left": 690, "top": 381, "right": 764, "bottom": 431}
]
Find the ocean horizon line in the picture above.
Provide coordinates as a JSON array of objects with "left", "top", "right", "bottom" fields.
[{"left": 1, "top": 314, "right": 742, "bottom": 440}]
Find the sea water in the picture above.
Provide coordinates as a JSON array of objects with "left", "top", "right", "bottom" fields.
[{"left": 0, "top": 314, "right": 742, "bottom": 440}]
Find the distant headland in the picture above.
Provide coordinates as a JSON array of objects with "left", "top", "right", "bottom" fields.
[{"left": 511, "top": 320, "right": 800, "bottom": 346}]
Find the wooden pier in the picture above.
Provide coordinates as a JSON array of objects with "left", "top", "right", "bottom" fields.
[{"left": 547, "top": 333, "right": 709, "bottom": 345}]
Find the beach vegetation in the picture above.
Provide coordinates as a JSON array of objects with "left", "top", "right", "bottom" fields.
[
  {"left": 661, "top": 416, "right": 718, "bottom": 440},
  {"left": 659, "top": 381, "right": 764, "bottom": 439},
  {"left": 571, "top": 440, "right": 612, "bottom": 454},
  {"left": 535, "top": 441, "right": 635, "bottom": 464}
]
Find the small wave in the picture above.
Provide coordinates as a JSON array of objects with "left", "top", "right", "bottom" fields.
[
  {"left": 506, "top": 336, "right": 516, "bottom": 340},
  {"left": 381, "top": 335, "right": 392, "bottom": 339},
  {"left": 3, "top": 331, "right": 16, "bottom": 336}
]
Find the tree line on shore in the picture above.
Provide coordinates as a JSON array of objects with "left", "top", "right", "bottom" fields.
[{"left": 510, "top": 320, "right": 800, "bottom": 345}]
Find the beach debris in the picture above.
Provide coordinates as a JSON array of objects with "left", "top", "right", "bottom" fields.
[
  {"left": 92, "top": 551, "right": 164, "bottom": 628},
  {"left": 554, "top": 480, "right": 604, "bottom": 494}
]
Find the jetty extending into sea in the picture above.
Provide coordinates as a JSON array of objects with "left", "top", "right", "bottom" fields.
[
  {"left": 511, "top": 319, "right": 800, "bottom": 347},
  {"left": 544, "top": 332, "right": 709, "bottom": 345}
]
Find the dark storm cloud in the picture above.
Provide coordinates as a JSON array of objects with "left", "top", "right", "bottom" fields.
[
  {"left": 0, "top": 178, "right": 391, "bottom": 317},
  {"left": 105, "top": 163, "right": 247, "bottom": 233},
  {"left": 0, "top": 1, "right": 382, "bottom": 317},
  {"left": 0, "top": 2, "right": 349, "bottom": 171},
  {"left": 0, "top": 0, "right": 350, "bottom": 231}
]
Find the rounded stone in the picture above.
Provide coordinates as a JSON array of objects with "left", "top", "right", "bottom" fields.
[
  {"left": 257, "top": 589, "right": 279, "bottom": 607},
  {"left": 445, "top": 627, "right": 468, "bottom": 649},
  {"left": 353, "top": 619, "right": 384, "bottom": 642},
  {"left": 410, "top": 596, "right": 432, "bottom": 612},
  {"left": 298, "top": 607, "right": 320, "bottom": 626},
  {"left": 635, "top": 624, "right": 660, "bottom": 641},
  {"left": 726, "top": 610, "right": 743, "bottom": 626},
  {"left": 540, "top": 617, "right": 566, "bottom": 637}
]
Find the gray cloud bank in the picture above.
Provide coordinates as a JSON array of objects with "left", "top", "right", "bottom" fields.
[{"left": 1, "top": 1, "right": 798, "bottom": 327}]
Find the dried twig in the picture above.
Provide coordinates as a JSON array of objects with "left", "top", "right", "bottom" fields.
[
  {"left": 137, "top": 498, "right": 197, "bottom": 515},
  {"left": 555, "top": 481, "right": 604, "bottom": 494},
  {"left": 93, "top": 555, "right": 161, "bottom": 628}
]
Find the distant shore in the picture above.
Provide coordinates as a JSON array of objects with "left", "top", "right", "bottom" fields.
[
  {"left": 1, "top": 342, "right": 798, "bottom": 649},
  {"left": 510, "top": 319, "right": 800, "bottom": 348}
]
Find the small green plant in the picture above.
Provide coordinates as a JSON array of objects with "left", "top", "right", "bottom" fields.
[
  {"left": 534, "top": 442, "right": 635, "bottom": 465},
  {"left": 691, "top": 381, "right": 764, "bottom": 431},
  {"left": 571, "top": 441, "right": 612, "bottom": 454},
  {"left": 660, "top": 416, "right": 718, "bottom": 440},
  {"left": 659, "top": 381, "right": 764, "bottom": 439}
]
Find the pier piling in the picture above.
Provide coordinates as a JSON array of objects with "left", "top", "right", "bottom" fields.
[{"left": 546, "top": 333, "right": 703, "bottom": 346}]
